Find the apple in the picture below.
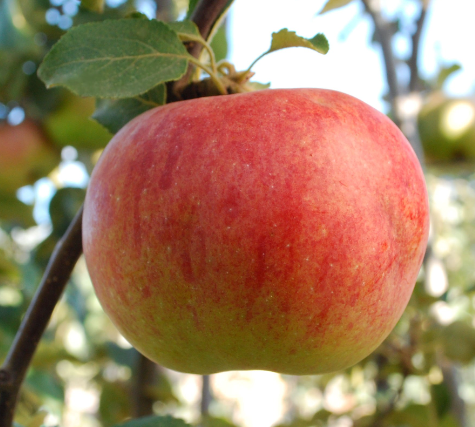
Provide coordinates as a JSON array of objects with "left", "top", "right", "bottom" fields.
[
  {"left": 0, "top": 119, "right": 59, "bottom": 195},
  {"left": 45, "top": 94, "right": 112, "bottom": 150},
  {"left": 83, "top": 89, "right": 429, "bottom": 375},
  {"left": 418, "top": 92, "right": 475, "bottom": 163}
]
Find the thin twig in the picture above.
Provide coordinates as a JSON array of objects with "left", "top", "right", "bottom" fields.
[
  {"left": 169, "top": 0, "right": 231, "bottom": 100},
  {"left": 133, "top": 353, "right": 157, "bottom": 417},
  {"left": 200, "top": 375, "right": 212, "bottom": 423},
  {"left": 409, "top": 1, "right": 430, "bottom": 92},
  {"left": 0, "top": 205, "right": 84, "bottom": 427},
  {"left": 361, "top": 0, "right": 401, "bottom": 127}
]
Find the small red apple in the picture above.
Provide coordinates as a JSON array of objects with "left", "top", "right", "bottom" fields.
[
  {"left": 0, "top": 120, "right": 59, "bottom": 195},
  {"left": 83, "top": 89, "right": 429, "bottom": 375}
]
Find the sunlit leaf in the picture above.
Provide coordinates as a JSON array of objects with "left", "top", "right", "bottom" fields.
[
  {"left": 81, "top": 0, "right": 105, "bottom": 13},
  {"left": 269, "top": 29, "right": 329, "bottom": 55},
  {"left": 248, "top": 29, "right": 329, "bottom": 70},
  {"left": 319, "top": 0, "right": 355, "bottom": 14},
  {"left": 38, "top": 19, "right": 190, "bottom": 98}
]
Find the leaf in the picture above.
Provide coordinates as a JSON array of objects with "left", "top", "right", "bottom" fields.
[
  {"left": 210, "top": 21, "right": 228, "bottom": 62},
  {"left": 26, "top": 369, "right": 64, "bottom": 401},
  {"left": 167, "top": 19, "right": 201, "bottom": 38},
  {"left": 105, "top": 341, "right": 139, "bottom": 368},
  {"left": 0, "top": 192, "right": 35, "bottom": 227},
  {"left": 431, "top": 382, "right": 451, "bottom": 419},
  {"left": 49, "top": 187, "right": 86, "bottom": 236},
  {"left": 440, "top": 321, "right": 475, "bottom": 364},
  {"left": 186, "top": 0, "right": 199, "bottom": 18},
  {"left": 113, "top": 415, "right": 191, "bottom": 427},
  {"left": 93, "top": 83, "right": 166, "bottom": 133},
  {"left": 248, "top": 29, "right": 329, "bottom": 70},
  {"left": 319, "top": 0, "right": 355, "bottom": 14},
  {"left": 202, "top": 416, "right": 238, "bottom": 427},
  {"left": 38, "top": 19, "right": 190, "bottom": 98},
  {"left": 45, "top": 94, "right": 112, "bottom": 150},
  {"left": 269, "top": 29, "right": 329, "bottom": 55},
  {"left": 0, "top": 249, "right": 21, "bottom": 283},
  {"left": 436, "top": 63, "right": 462, "bottom": 89},
  {"left": 81, "top": 0, "right": 105, "bottom": 13},
  {"left": 99, "top": 381, "right": 132, "bottom": 425}
]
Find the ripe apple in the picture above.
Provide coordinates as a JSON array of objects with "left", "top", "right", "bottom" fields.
[
  {"left": 83, "top": 89, "right": 429, "bottom": 375},
  {"left": 418, "top": 92, "right": 475, "bottom": 163},
  {"left": 0, "top": 119, "right": 59, "bottom": 195}
]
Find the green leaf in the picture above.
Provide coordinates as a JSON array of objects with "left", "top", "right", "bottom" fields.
[
  {"left": 99, "top": 381, "right": 132, "bottom": 425},
  {"left": 81, "top": 0, "right": 105, "bottom": 13},
  {"left": 38, "top": 19, "right": 190, "bottom": 98},
  {"left": 49, "top": 187, "right": 86, "bottom": 236},
  {"left": 248, "top": 29, "right": 329, "bottom": 70},
  {"left": 105, "top": 341, "right": 139, "bottom": 368},
  {"left": 113, "top": 415, "right": 191, "bottom": 427},
  {"left": 186, "top": 0, "right": 199, "bottom": 18},
  {"left": 319, "top": 0, "right": 355, "bottom": 14},
  {"left": 202, "top": 416, "right": 238, "bottom": 427},
  {"left": 440, "top": 321, "right": 475, "bottom": 364},
  {"left": 0, "top": 192, "right": 35, "bottom": 227},
  {"left": 431, "top": 382, "right": 451, "bottom": 419},
  {"left": 0, "top": 249, "right": 21, "bottom": 283},
  {"left": 93, "top": 83, "right": 166, "bottom": 133},
  {"left": 167, "top": 19, "right": 201, "bottom": 38},
  {"left": 45, "top": 94, "right": 112, "bottom": 150},
  {"left": 269, "top": 29, "right": 329, "bottom": 55},
  {"left": 436, "top": 63, "right": 462, "bottom": 89},
  {"left": 26, "top": 369, "right": 64, "bottom": 401},
  {"left": 210, "top": 21, "right": 228, "bottom": 62}
]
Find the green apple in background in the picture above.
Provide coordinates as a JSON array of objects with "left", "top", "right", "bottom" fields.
[
  {"left": 45, "top": 94, "right": 112, "bottom": 151},
  {"left": 418, "top": 91, "right": 475, "bottom": 163},
  {"left": 0, "top": 119, "right": 59, "bottom": 195},
  {"left": 83, "top": 89, "right": 429, "bottom": 375}
]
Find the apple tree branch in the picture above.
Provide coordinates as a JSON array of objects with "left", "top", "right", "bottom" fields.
[{"left": 0, "top": 206, "right": 84, "bottom": 427}]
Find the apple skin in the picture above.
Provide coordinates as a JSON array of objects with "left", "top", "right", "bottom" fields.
[
  {"left": 0, "top": 120, "right": 59, "bottom": 195},
  {"left": 83, "top": 89, "right": 429, "bottom": 375}
]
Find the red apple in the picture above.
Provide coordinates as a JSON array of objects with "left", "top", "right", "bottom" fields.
[
  {"left": 83, "top": 89, "right": 429, "bottom": 375},
  {"left": 0, "top": 120, "right": 59, "bottom": 195}
]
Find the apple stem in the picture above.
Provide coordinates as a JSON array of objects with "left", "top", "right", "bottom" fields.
[
  {"left": 0, "top": 205, "right": 84, "bottom": 427},
  {"left": 169, "top": 0, "right": 231, "bottom": 100},
  {"left": 188, "top": 56, "right": 228, "bottom": 95},
  {"left": 180, "top": 34, "right": 219, "bottom": 76}
]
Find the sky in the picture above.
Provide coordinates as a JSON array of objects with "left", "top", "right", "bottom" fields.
[{"left": 227, "top": 0, "right": 475, "bottom": 112}]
